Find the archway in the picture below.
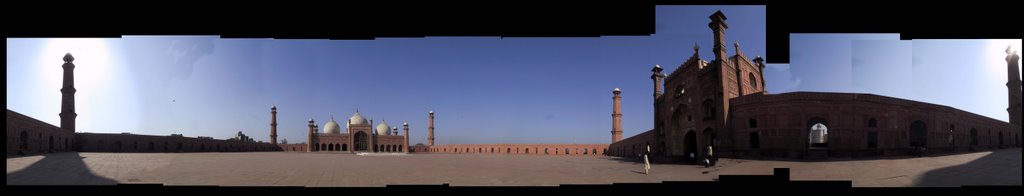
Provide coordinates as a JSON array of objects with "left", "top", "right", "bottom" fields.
[
  {"left": 970, "top": 128, "right": 978, "bottom": 146},
  {"left": 114, "top": 141, "right": 123, "bottom": 152},
  {"left": 354, "top": 132, "right": 369, "bottom": 151},
  {"left": 342, "top": 144, "right": 348, "bottom": 151},
  {"left": 336, "top": 144, "right": 341, "bottom": 151},
  {"left": 684, "top": 130, "right": 697, "bottom": 163},
  {"left": 329, "top": 144, "right": 335, "bottom": 151},
  {"left": 909, "top": 120, "right": 926, "bottom": 147},
  {"left": 149, "top": 142, "right": 155, "bottom": 151},
  {"left": 19, "top": 131, "right": 29, "bottom": 152},
  {"left": 48, "top": 136, "right": 54, "bottom": 151},
  {"left": 999, "top": 132, "right": 1003, "bottom": 146},
  {"left": 807, "top": 117, "right": 828, "bottom": 148}
]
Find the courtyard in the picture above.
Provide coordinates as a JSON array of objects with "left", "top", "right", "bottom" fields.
[{"left": 6, "top": 148, "right": 1020, "bottom": 187}]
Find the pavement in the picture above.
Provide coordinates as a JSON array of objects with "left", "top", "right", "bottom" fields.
[{"left": 7, "top": 148, "right": 1020, "bottom": 187}]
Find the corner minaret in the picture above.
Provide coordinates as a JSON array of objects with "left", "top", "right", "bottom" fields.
[
  {"left": 651, "top": 64, "right": 664, "bottom": 100},
  {"left": 1007, "top": 46, "right": 1022, "bottom": 126},
  {"left": 60, "top": 53, "right": 77, "bottom": 132},
  {"left": 708, "top": 10, "right": 729, "bottom": 62},
  {"left": 612, "top": 88, "right": 623, "bottom": 143},
  {"left": 270, "top": 105, "right": 278, "bottom": 145},
  {"left": 307, "top": 118, "right": 315, "bottom": 152},
  {"left": 428, "top": 111, "right": 435, "bottom": 146},
  {"left": 403, "top": 122, "right": 410, "bottom": 153}
]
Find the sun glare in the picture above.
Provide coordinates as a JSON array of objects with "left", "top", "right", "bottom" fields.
[{"left": 41, "top": 38, "right": 114, "bottom": 132}]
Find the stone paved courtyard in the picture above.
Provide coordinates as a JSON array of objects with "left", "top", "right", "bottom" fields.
[{"left": 7, "top": 148, "right": 1020, "bottom": 187}]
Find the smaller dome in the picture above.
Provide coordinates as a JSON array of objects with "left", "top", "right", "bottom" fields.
[
  {"left": 613, "top": 88, "right": 621, "bottom": 92},
  {"left": 323, "top": 117, "right": 341, "bottom": 134},
  {"left": 376, "top": 120, "right": 391, "bottom": 135}
]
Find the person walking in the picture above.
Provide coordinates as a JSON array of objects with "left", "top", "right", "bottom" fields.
[
  {"left": 704, "top": 145, "right": 714, "bottom": 167},
  {"left": 644, "top": 144, "right": 651, "bottom": 174}
]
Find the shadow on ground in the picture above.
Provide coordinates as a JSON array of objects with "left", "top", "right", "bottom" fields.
[
  {"left": 6, "top": 152, "right": 118, "bottom": 185},
  {"left": 914, "top": 148, "right": 1021, "bottom": 187}
]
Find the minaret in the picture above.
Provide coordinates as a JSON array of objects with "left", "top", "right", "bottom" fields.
[
  {"left": 270, "top": 105, "right": 278, "bottom": 145},
  {"left": 709, "top": 10, "right": 729, "bottom": 63},
  {"left": 754, "top": 56, "right": 766, "bottom": 93},
  {"left": 734, "top": 41, "right": 744, "bottom": 95},
  {"left": 1007, "top": 46, "right": 1022, "bottom": 126},
  {"left": 403, "top": 122, "right": 409, "bottom": 153},
  {"left": 651, "top": 64, "right": 664, "bottom": 100},
  {"left": 612, "top": 88, "right": 623, "bottom": 143},
  {"left": 307, "top": 118, "right": 315, "bottom": 152},
  {"left": 60, "top": 53, "right": 77, "bottom": 132},
  {"left": 428, "top": 111, "right": 435, "bottom": 146}
]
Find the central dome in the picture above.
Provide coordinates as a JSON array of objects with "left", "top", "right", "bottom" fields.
[
  {"left": 323, "top": 117, "right": 341, "bottom": 134},
  {"left": 349, "top": 111, "right": 369, "bottom": 125},
  {"left": 376, "top": 120, "right": 391, "bottom": 135}
]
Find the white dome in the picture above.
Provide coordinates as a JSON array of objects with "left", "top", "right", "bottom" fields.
[
  {"left": 323, "top": 118, "right": 341, "bottom": 134},
  {"left": 376, "top": 120, "right": 391, "bottom": 135},
  {"left": 349, "top": 111, "right": 369, "bottom": 125}
]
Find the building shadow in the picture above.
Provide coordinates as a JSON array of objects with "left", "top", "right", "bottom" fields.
[
  {"left": 6, "top": 152, "right": 118, "bottom": 185},
  {"left": 913, "top": 148, "right": 1022, "bottom": 187}
]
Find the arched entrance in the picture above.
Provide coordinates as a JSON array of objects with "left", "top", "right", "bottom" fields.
[
  {"left": 19, "top": 131, "right": 29, "bottom": 154},
  {"left": 999, "top": 132, "right": 1003, "bottom": 146},
  {"left": 114, "top": 141, "right": 123, "bottom": 152},
  {"left": 684, "top": 130, "right": 697, "bottom": 163},
  {"left": 909, "top": 120, "right": 927, "bottom": 147},
  {"left": 807, "top": 117, "right": 828, "bottom": 148},
  {"left": 354, "top": 132, "right": 369, "bottom": 151}
]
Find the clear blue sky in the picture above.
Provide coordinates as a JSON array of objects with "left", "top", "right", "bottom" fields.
[{"left": 9, "top": 6, "right": 1018, "bottom": 145}]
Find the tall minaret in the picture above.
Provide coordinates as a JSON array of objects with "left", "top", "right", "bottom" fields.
[
  {"left": 428, "top": 111, "right": 435, "bottom": 146},
  {"left": 307, "top": 118, "right": 315, "bottom": 152},
  {"left": 403, "top": 122, "right": 409, "bottom": 153},
  {"left": 709, "top": 10, "right": 729, "bottom": 62},
  {"left": 270, "top": 105, "right": 278, "bottom": 145},
  {"left": 612, "top": 88, "right": 623, "bottom": 143},
  {"left": 60, "top": 53, "right": 77, "bottom": 132},
  {"left": 1006, "top": 46, "right": 1022, "bottom": 126},
  {"left": 651, "top": 64, "right": 664, "bottom": 100}
]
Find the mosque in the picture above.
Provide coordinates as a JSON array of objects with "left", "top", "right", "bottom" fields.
[{"left": 7, "top": 10, "right": 1019, "bottom": 162}]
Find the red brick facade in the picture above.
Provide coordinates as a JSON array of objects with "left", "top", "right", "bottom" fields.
[
  {"left": 6, "top": 110, "right": 76, "bottom": 157},
  {"left": 424, "top": 144, "right": 609, "bottom": 156},
  {"left": 609, "top": 10, "right": 1022, "bottom": 162}
]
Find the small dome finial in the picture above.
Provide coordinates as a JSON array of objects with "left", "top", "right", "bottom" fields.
[
  {"left": 693, "top": 43, "right": 700, "bottom": 52},
  {"left": 63, "top": 53, "right": 74, "bottom": 63},
  {"left": 613, "top": 87, "right": 621, "bottom": 92},
  {"left": 734, "top": 40, "right": 739, "bottom": 48}
]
